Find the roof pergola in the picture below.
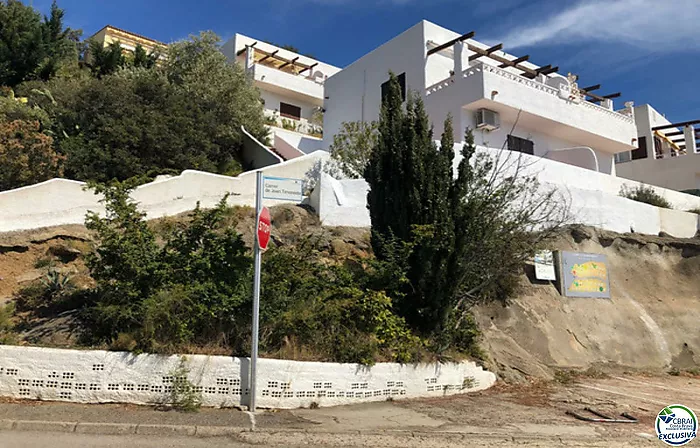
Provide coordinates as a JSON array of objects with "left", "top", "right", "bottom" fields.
[
  {"left": 426, "top": 31, "right": 621, "bottom": 103},
  {"left": 237, "top": 43, "right": 316, "bottom": 75},
  {"left": 652, "top": 119, "right": 700, "bottom": 151}
]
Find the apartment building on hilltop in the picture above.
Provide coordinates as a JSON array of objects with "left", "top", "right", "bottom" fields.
[
  {"left": 221, "top": 35, "right": 341, "bottom": 159},
  {"left": 88, "top": 25, "right": 167, "bottom": 59},
  {"left": 323, "top": 20, "right": 638, "bottom": 176}
]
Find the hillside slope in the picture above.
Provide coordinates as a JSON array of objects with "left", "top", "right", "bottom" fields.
[
  {"left": 1, "top": 211, "right": 698, "bottom": 378},
  {"left": 475, "top": 226, "right": 700, "bottom": 381}
]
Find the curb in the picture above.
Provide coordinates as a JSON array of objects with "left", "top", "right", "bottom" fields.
[
  {"left": 1, "top": 420, "right": 250, "bottom": 437},
  {"left": 0, "top": 419, "right": 655, "bottom": 445}
]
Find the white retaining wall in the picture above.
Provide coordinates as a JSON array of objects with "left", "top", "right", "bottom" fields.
[
  {"left": 0, "top": 345, "right": 495, "bottom": 409},
  {"left": 311, "top": 145, "right": 700, "bottom": 237},
  {"left": 0, "top": 152, "right": 329, "bottom": 233}
]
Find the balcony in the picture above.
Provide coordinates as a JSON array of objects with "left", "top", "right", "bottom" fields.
[
  {"left": 425, "top": 62, "right": 637, "bottom": 154},
  {"left": 250, "top": 63, "right": 324, "bottom": 102},
  {"left": 264, "top": 110, "right": 323, "bottom": 138}
]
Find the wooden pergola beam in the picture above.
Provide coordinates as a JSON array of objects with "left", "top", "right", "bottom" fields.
[
  {"left": 498, "top": 54, "right": 529, "bottom": 68},
  {"left": 522, "top": 64, "right": 552, "bottom": 79},
  {"left": 464, "top": 43, "right": 539, "bottom": 77},
  {"left": 258, "top": 49, "right": 279, "bottom": 63},
  {"left": 580, "top": 84, "right": 601, "bottom": 92},
  {"left": 426, "top": 31, "right": 476, "bottom": 56},
  {"left": 539, "top": 65, "right": 559, "bottom": 75},
  {"left": 468, "top": 43, "right": 503, "bottom": 61},
  {"left": 236, "top": 42, "right": 258, "bottom": 56},
  {"left": 582, "top": 90, "right": 606, "bottom": 102},
  {"left": 603, "top": 92, "right": 621, "bottom": 99},
  {"left": 278, "top": 56, "right": 299, "bottom": 70},
  {"left": 653, "top": 119, "right": 700, "bottom": 131},
  {"left": 297, "top": 62, "right": 318, "bottom": 75}
]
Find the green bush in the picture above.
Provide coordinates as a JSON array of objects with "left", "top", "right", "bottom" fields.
[
  {"left": 620, "top": 184, "right": 672, "bottom": 209},
  {"left": 82, "top": 184, "right": 251, "bottom": 352},
  {"left": 0, "top": 302, "right": 18, "bottom": 344},
  {"left": 260, "top": 243, "right": 422, "bottom": 365}
]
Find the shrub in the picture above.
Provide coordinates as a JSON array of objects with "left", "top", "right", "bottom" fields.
[
  {"left": 620, "top": 184, "right": 672, "bottom": 209},
  {"left": 281, "top": 118, "right": 297, "bottom": 132},
  {"left": 260, "top": 243, "right": 423, "bottom": 365},
  {"left": 365, "top": 73, "right": 565, "bottom": 337},
  {"left": 0, "top": 119, "right": 63, "bottom": 190},
  {"left": 82, "top": 184, "right": 252, "bottom": 351},
  {"left": 688, "top": 208, "right": 700, "bottom": 215},
  {"left": 0, "top": 302, "right": 18, "bottom": 345},
  {"left": 329, "top": 121, "right": 378, "bottom": 179}
]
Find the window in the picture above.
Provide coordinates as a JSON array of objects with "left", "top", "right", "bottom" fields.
[
  {"left": 614, "top": 152, "right": 631, "bottom": 164},
  {"left": 507, "top": 135, "right": 534, "bottom": 155},
  {"left": 631, "top": 136, "right": 648, "bottom": 160},
  {"left": 280, "top": 102, "right": 301, "bottom": 120},
  {"left": 381, "top": 72, "right": 406, "bottom": 103}
]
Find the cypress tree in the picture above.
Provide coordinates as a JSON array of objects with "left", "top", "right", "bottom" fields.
[{"left": 365, "top": 73, "right": 459, "bottom": 331}]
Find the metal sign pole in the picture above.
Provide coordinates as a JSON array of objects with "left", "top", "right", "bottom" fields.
[{"left": 249, "top": 171, "right": 263, "bottom": 412}]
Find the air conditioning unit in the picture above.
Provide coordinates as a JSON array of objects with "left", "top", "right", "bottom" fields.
[{"left": 475, "top": 108, "right": 500, "bottom": 131}]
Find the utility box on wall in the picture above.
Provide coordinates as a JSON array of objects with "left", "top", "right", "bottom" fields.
[{"left": 559, "top": 251, "right": 611, "bottom": 299}]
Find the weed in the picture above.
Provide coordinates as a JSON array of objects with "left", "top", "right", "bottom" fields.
[
  {"left": 34, "top": 256, "right": 53, "bottom": 269},
  {"left": 668, "top": 367, "right": 681, "bottom": 376},
  {"left": 554, "top": 370, "right": 576, "bottom": 384},
  {"left": 168, "top": 357, "right": 202, "bottom": 412},
  {"left": 620, "top": 184, "right": 672, "bottom": 209}
]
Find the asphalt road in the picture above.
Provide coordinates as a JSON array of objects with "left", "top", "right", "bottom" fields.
[{"left": 2, "top": 430, "right": 655, "bottom": 447}]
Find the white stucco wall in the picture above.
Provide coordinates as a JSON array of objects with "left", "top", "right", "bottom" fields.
[
  {"left": 313, "top": 145, "right": 700, "bottom": 237},
  {"left": 0, "top": 152, "right": 330, "bottom": 233},
  {"left": 323, "top": 22, "right": 428, "bottom": 149},
  {"left": 0, "top": 345, "right": 495, "bottom": 409},
  {"left": 271, "top": 127, "right": 324, "bottom": 154},
  {"left": 615, "top": 104, "right": 700, "bottom": 192},
  {"left": 324, "top": 20, "right": 635, "bottom": 175}
]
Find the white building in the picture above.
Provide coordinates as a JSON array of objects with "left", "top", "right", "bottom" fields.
[
  {"left": 615, "top": 105, "right": 699, "bottom": 193},
  {"left": 221, "top": 35, "right": 341, "bottom": 160},
  {"left": 323, "top": 20, "right": 638, "bottom": 175}
]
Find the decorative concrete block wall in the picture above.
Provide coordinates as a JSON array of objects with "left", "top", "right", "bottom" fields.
[{"left": 0, "top": 345, "right": 496, "bottom": 409}]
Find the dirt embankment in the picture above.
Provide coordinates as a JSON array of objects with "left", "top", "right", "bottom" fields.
[
  {"left": 1, "top": 210, "right": 698, "bottom": 380},
  {"left": 0, "top": 205, "right": 371, "bottom": 347},
  {"left": 475, "top": 226, "right": 700, "bottom": 382}
]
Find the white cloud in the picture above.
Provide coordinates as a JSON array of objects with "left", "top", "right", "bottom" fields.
[{"left": 496, "top": 0, "right": 700, "bottom": 50}]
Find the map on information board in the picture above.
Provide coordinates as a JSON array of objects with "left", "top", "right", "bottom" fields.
[{"left": 561, "top": 251, "right": 611, "bottom": 299}]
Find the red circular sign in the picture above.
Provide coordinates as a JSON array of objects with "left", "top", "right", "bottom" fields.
[{"left": 257, "top": 207, "right": 271, "bottom": 250}]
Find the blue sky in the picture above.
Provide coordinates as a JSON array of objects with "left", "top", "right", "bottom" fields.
[{"left": 35, "top": 0, "right": 700, "bottom": 122}]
